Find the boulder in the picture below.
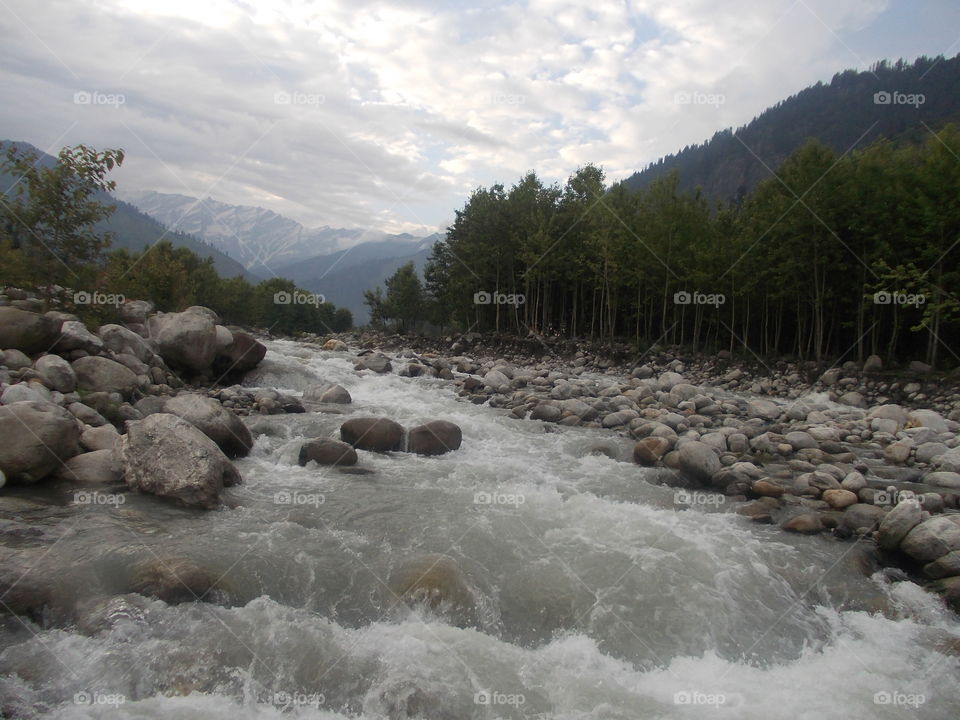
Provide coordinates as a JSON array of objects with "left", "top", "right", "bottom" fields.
[
  {"left": 863, "top": 354, "right": 883, "bottom": 373},
  {"left": 1, "top": 349, "right": 32, "bottom": 370},
  {"left": 298, "top": 438, "right": 358, "bottom": 467},
  {"left": 747, "top": 399, "right": 780, "bottom": 420},
  {"left": 483, "top": 369, "right": 510, "bottom": 391},
  {"left": 657, "top": 372, "right": 684, "bottom": 391},
  {"left": 55, "top": 320, "right": 104, "bottom": 354},
  {"left": 907, "top": 409, "right": 948, "bottom": 432},
  {"left": 0, "top": 307, "right": 61, "bottom": 354},
  {"left": 98, "top": 324, "right": 154, "bottom": 363},
  {"left": 215, "top": 331, "right": 267, "bottom": 374},
  {"left": 925, "top": 472, "right": 960, "bottom": 489},
  {"left": 900, "top": 516, "right": 960, "bottom": 562},
  {"left": 927, "top": 576, "right": 960, "bottom": 614},
  {"left": 923, "top": 551, "right": 960, "bottom": 579},
  {"left": 633, "top": 436, "right": 672, "bottom": 466},
  {"left": 356, "top": 353, "right": 392, "bottom": 373},
  {"left": 130, "top": 557, "right": 227, "bottom": 605},
  {"left": 147, "top": 310, "right": 218, "bottom": 373},
  {"left": 839, "top": 503, "right": 885, "bottom": 532},
  {"left": 883, "top": 440, "right": 913, "bottom": 464},
  {"left": 530, "top": 403, "right": 562, "bottom": 422},
  {"left": 407, "top": 420, "right": 462, "bottom": 455},
  {"left": 33, "top": 354, "right": 76, "bottom": 392},
  {"left": 122, "top": 413, "right": 241, "bottom": 508},
  {"left": 781, "top": 514, "right": 824, "bottom": 534},
  {"left": 837, "top": 391, "right": 867, "bottom": 408},
  {"left": 72, "top": 356, "right": 139, "bottom": 396},
  {"left": 785, "top": 431, "right": 818, "bottom": 450},
  {"left": 80, "top": 425, "right": 121, "bottom": 451},
  {"left": 164, "top": 393, "right": 254, "bottom": 458},
  {"left": 751, "top": 479, "right": 785, "bottom": 498},
  {"left": 303, "top": 383, "right": 352, "bottom": 404},
  {"left": 0, "top": 401, "right": 81, "bottom": 482},
  {"left": 214, "top": 325, "right": 234, "bottom": 353},
  {"left": 1, "top": 382, "right": 51, "bottom": 404},
  {"left": 55, "top": 449, "right": 124, "bottom": 484},
  {"left": 321, "top": 339, "right": 348, "bottom": 351},
  {"left": 822, "top": 488, "right": 859, "bottom": 509},
  {"left": 677, "top": 441, "right": 721, "bottom": 482},
  {"left": 340, "top": 417, "right": 404, "bottom": 452},
  {"left": 867, "top": 404, "right": 909, "bottom": 429},
  {"left": 120, "top": 299, "right": 154, "bottom": 325},
  {"left": 876, "top": 500, "right": 923, "bottom": 550}
]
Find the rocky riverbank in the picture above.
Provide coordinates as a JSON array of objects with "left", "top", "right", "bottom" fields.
[
  {"left": 2, "top": 287, "right": 960, "bottom": 624},
  {"left": 296, "top": 328, "right": 960, "bottom": 615}
]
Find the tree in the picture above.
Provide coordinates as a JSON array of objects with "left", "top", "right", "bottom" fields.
[
  {"left": 0, "top": 144, "right": 124, "bottom": 290},
  {"left": 382, "top": 261, "right": 423, "bottom": 333}
]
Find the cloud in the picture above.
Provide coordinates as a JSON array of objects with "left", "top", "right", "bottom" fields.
[{"left": 0, "top": 0, "right": 948, "bottom": 238}]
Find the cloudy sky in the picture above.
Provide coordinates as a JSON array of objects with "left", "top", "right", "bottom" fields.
[{"left": 1, "top": 0, "right": 957, "bottom": 236}]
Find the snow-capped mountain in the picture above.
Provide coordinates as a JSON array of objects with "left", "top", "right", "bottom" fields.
[{"left": 120, "top": 190, "right": 426, "bottom": 277}]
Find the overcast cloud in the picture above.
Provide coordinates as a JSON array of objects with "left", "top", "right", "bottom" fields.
[{"left": 1, "top": 0, "right": 958, "bottom": 236}]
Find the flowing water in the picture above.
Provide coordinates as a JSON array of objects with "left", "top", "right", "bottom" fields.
[{"left": 1, "top": 340, "right": 958, "bottom": 719}]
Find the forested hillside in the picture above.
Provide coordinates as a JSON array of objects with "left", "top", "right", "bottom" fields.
[
  {"left": 624, "top": 56, "right": 960, "bottom": 206},
  {"left": 423, "top": 127, "right": 960, "bottom": 367}
]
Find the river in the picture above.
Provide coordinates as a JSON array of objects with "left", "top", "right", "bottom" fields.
[{"left": 1, "top": 339, "right": 957, "bottom": 718}]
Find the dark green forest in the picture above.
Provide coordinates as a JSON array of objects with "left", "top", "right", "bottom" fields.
[
  {"left": 420, "top": 127, "right": 960, "bottom": 367},
  {"left": 625, "top": 56, "right": 960, "bottom": 206}
]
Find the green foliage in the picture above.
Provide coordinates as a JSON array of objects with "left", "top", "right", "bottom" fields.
[
  {"left": 0, "top": 144, "right": 353, "bottom": 337},
  {"left": 366, "top": 261, "right": 424, "bottom": 333},
  {"left": 1, "top": 144, "right": 123, "bottom": 290},
  {"left": 421, "top": 129, "right": 960, "bottom": 366}
]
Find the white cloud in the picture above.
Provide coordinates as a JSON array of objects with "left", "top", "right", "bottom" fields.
[{"left": 0, "top": 0, "right": 943, "bottom": 240}]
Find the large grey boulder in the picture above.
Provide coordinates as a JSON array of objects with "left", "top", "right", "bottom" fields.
[
  {"left": 876, "top": 499, "right": 923, "bottom": 550},
  {"left": 120, "top": 300, "right": 154, "bottom": 325},
  {"left": 122, "top": 413, "right": 241, "bottom": 509},
  {"left": 55, "top": 449, "right": 124, "bottom": 484},
  {"left": 0, "top": 307, "right": 61, "bottom": 354},
  {"left": 1, "top": 382, "right": 51, "bottom": 404},
  {"left": 33, "top": 354, "right": 77, "bottom": 392},
  {"left": 482, "top": 369, "right": 510, "bottom": 392},
  {"left": 677, "top": 441, "right": 721, "bottom": 482},
  {"left": 164, "top": 393, "right": 254, "bottom": 458},
  {"left": 340, "top": 417, "right": 404, "bottom": 452},
  {"left": 302, "top": 383, "right": 352, "bottom": 404},
  {"left": 55, "top": 320, "right": 104, "bottom": 354},
  {"left": 298, "top": 438, "right": 358, "bottom": 467},
  {"left": 907, "top": 409, "right": 948, "bottom": 432},
  {"left": 0, "top": 401, "right": 81, "bottom": 482},
  {"left": 98, "top": 324, "right": 154, "bottom": 363},
  {"left": 356, "top": 353, "right": 392, "bottom": 373},
  {"left": 1, "top": 349, "right": 32, "bottom": 370},
  {"left": 147, "top": 310, "right": 218, "bottom": 373},
  {"left": 214, "top": 331, "right": 267, "bottom": 374},
  {"left": 407, "top": 420, "right": 462, "bottom": 455},
  {"left": 900, "top": 516, "right": 960, "bottom": 562},
  {"left": 72, "top": 356, "right": 139, "bottom": 396}
]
